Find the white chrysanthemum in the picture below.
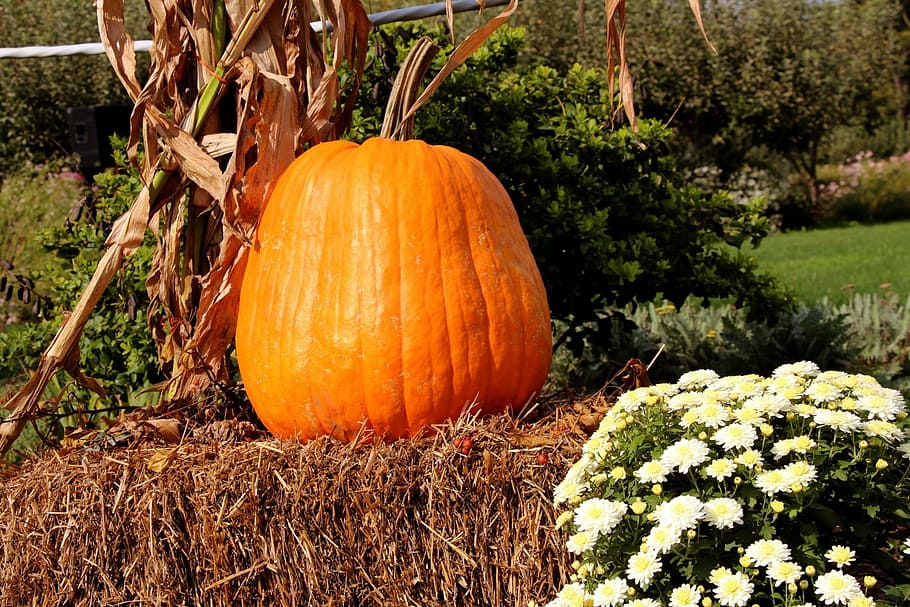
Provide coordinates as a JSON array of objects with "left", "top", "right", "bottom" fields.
[
  {"left": 903, "top": 538, "right": 910, "bottom": 555},
  {"left": 728, "top": 377, "right": 765, "bottom": 400},
  {"left": 898, "top": 441, "right": 910, "bottom": 460},
  {"left": 713, "top": 570, "right": 754, "bottom": 607},
  {"left": 781, "top": 461, "right": 818, "bottom": 487},
  {"left": 703, "top": 497, "right": 744, "bottom": 529},
  {"left": 677, "top": 369, "right": 720, "bottom": 390},
  {"left": 566, "top": 530, "right": 597, "bottom": 554},
  {"left": 616, "top": 389, "right": 650, "bottom": 413},
  {"left": 660, "top": 438, "right": 711, "bottom": 474},
  {"left": 712, "top": 423, "right": 758, "bottom": 451},
  {"left": 825, "top": 545, "right": 856, "bottom": 568},
  {"left": 548, "top": 582, "right": 589, "bottom": 607},
  {"left": 772, "top": 438, "right": 795, "bottom": 459},
  {"left": 668, "top": 391, "right": 705, "bottom": 411},
  {"left": 791, "top": 434, "right": 817, "bottom": 453},
  {"left": 743, "top": 393, "right": 791, "bottom": 417},
  {"left": 693, "top": 401, "right": 733, "bottom": 428},
  {"left": 705, "top": 458, "right": 737, "bottom": 481},
  {"left": 817, "top": 370, "right": 850, "bottom": 383},
  {"left": 709, "top": 567, "right": 734, "bottom": 585},
  {"left": 654, "top": 495, "right": 705, "bottom": 532},
  {"left": 731, "top": 405, "right": 765, "bottom": 426},
  {"left": 814, "top": 570, "right": 863, "bottom": 605},
  {"left": 652, "top": 382, "right": 682, "bottom": 398},
  {"left": 574, "top": 498, "right": 628, "bottom": 536},
  {"left": 755, "top": 469, "right": 790, "bottom": 495},
  {"left": 847, "top": 595, "right": 876, "bottom": 607},
  {"left": 626, "top": 599, "right": 661, "bottom": 607},
  {"left": 745, "top": 538, "right": 792, "bottom": 567},
  {"left": 856, "top": 393, "right": 904, "bottom": 421},
  {"left": 814, "top": 409, "right": 863, "bottom": 432},
  {"left": 626, "top": 550, "right": 662, "bottom": 589},
  {"left": 861, "top": 419, "right": 904, "bottom": 442},
  {"left": 773, "top": 361, "right": 820, "bottom": 378},
  {"left": 793, "top": 402, "right": 820, "bottom": 418},
  {"left": 669, "top": 584, "right": 702, "bottom": 607},
  {"left": 645, "top": 524, "right": 681, "bottom": 554},
  {"left": 592, "top": 578, "right": 630, "bottom": 607},
  {"left": 767, "top": 561, "right": 803, "bottom": 586},
  {"left": 735, "top": 449, "right": 764, "bottom": 469},
  {"left": 554, "top": 456, "right": 593, "bottom": 505},
  {"left": 635, "top": 459, "right": 671, "bottom": 484},
  {"left": 805, "top": 381, "right": 843, "bottom": 403}
]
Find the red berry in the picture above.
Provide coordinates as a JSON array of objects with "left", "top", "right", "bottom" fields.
[{"left": 536, "top": 451, "right": 549, "bottom": 465}]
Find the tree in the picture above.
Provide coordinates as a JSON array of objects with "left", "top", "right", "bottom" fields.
[{"left": 626, "top": 0, "right": 903, "bottom": 226}]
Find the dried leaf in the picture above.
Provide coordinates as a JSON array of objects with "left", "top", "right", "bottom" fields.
[
  {"left": 144, "top": 419, "right": 183, "bottom": 444},
  {"left": 96, "top": 0, "right": 142, "bottom": 101},
  {"left": 144, "top": 106, "right": 228, "bottom": 203},
  {"left": 146, "top": 447, "right": 178, "bottom": 473},
  {"left": 688, "top": 0, "right": 716, "bottom": 53}
]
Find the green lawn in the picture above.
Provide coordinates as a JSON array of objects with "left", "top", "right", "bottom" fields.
[{"left": 747, "top": 220, "right": 910, "bottom": 304}]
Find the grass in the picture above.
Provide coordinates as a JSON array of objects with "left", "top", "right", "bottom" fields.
[{"left": 747, "top": 220, "right": 910, "bottom": 304}]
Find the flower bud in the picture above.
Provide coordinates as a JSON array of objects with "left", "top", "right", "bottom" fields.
[
  {"left": 799, "top": 580, "right": 809, "bottom": 590},
  {"left": 770, "top": 500, "right": 785, "bottom": 513},
  {"left": 791, "top": 483, "right": 804, "bottom": 494},
  {"left": 733, "top": 476, "right": 743, "bottom": 486},
  {"left": 858, "top": 440, "right": 869, "bottom": 449},
  {"left": 652, "top": 484, "right": 663, "bottom": 496},
  {"left": 702, "top": 598, "right": 713, "bottom": 607},
  {"left": 739, "top": 556, "right": 753, "bottom": 568},
  {"left": 698, "top": 431, "right": 709, "bottom": 441},
  {"left": 760, "top": 424, "right": 774, "bottom": 437},
  {"left": 805, "top": 565, "right": 816, "bottom": 577},
  {"left": 631, "top": 500, "right": 647, "bottom": 515},
  {"left": 787, "top": 584, "right": 798, "bottom": 594},
  {"left": 687, "top": 529, "right": 698, "bottom": 540},
  {"left": 875, "top": 458, "right": 888, "bottom": 471},
  {"left": 864, "top": 576, "right": 877, "bottom": 589},
  {"left": 555, "top": 511, "right": 574, "bottom": 529}
]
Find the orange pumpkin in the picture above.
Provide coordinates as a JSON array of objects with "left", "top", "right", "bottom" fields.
[{"left": 235, "top": 137, "right": 552, "bottom": 441}]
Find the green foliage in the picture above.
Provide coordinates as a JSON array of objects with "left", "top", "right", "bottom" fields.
[
  {"left": 626, "top": 295, "right": 910, "bottom": 396},
  {"left": 355, "top": 26, "right": 789, "bottom": 361},
  {"left": 0, "top": 0, "right": 148, "bottom": 175},
  {"left": 624, "top": 0, "right": 903, "bottom": 228},
  {"left": 0, "top": 161, "right": 84, "bottom": 324},
  {"left": 0, "top": 139, "right": 161, "bottom": 419}
]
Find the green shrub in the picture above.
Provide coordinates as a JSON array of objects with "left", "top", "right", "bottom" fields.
[
  {"left": 0, "top": 140, "right": 161, "bottom": 420},
  {"left": 354, "top": 26, "right": 790, "bottom": 363}
]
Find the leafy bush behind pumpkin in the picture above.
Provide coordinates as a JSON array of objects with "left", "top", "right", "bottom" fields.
[
  {"left": 353, "top": 26, "right": 791, "bottom": 360},
  {"left": 0, "top": 145, "right": 162, "bottom": 420}
]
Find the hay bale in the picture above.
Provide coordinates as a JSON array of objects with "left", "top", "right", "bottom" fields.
[{"left": 0, "top": 397, "right": 600, "bottom": 606}]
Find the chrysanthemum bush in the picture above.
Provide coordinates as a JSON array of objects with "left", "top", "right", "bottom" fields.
[{"left": 543, "top": 362, "right": 910, "bottom": 607}]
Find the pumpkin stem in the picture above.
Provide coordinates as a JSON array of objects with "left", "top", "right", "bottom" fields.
[{"left": 380, "top": 36, "right": 440, "bottom": 141}]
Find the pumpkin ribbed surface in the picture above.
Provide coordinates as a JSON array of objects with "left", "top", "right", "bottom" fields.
[{"left": 235, "top": 138, "right": 552, "bottom": 441}]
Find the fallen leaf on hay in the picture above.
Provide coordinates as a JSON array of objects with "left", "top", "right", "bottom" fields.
[
  {"left": 142, "top": 418, "right": 182, "bottom": 444},
  {"left": 146, "top": 447, "right": 178, "bottom": 473},
  {"left": 512, "top": 434, "right": 555, "bottom": 448}
]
